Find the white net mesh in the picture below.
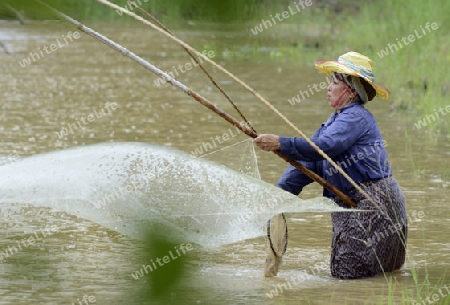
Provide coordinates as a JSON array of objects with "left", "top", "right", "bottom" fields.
[{"left": 201, "top": 138, "right": 261, "bottom": 180}]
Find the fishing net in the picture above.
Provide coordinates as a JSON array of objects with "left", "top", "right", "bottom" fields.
[
  {"left": 201, "top": 138, "right": 261, "bottom": 179},
  {"left": 202, "top": 139, "right": 288, "bottom": 277}
]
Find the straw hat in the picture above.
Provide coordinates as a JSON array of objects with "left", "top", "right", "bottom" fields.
[{"left": 314, "top": 52, "right": 390, "bottom": 100}]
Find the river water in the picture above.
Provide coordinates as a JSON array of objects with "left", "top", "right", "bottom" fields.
[{"left": 0, "top": 21, "right": 449, "bottom": 304}]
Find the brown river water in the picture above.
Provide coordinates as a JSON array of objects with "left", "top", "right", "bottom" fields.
[{"left": 0, "top": 21, "right": 449, "bottom": 304}]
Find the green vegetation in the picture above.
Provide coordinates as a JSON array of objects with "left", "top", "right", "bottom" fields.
[
  {"left": 339, "top": 0, "right": 450, "bottom": 131},
  {"left": 284, "top": 272, "right": 450, "bottom": 304},
  {"left": 1, "top": 0, "right": 271, "bottom": 22},
  {"left": 205, "top": 0, "right": 448, "bottom": 133},
  {"left": 2, "top": 0, "right": 447, "bottom": 131}
]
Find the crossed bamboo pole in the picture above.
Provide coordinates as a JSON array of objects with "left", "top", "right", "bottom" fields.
[
  {"left": 126, "top": 0, "right": 256, "bottom": 135},
  {"left": 34, "top": 0, "right": 358, "bottom": 207},
  {"left": 93, "top": 0, "right": 376, "bottom": 206},
  {"left": 34, "top": 3, "right": 409, "bottom": 280}
]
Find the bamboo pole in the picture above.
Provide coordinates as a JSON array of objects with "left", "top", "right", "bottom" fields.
[
  {"left": 35, "top": 0, "right": 356, "bottom": 208},
  {"left": 92, "top": 0, "right": 378, "bottom": 209},
  {"left": 126, "top": 0, "right": 255, "bottom": 134}
]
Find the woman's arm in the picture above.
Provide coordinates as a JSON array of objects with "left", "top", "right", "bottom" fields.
[
  {"left": 279, "top": 112, "right": 368, "bottom": 162},
  {"left": 276, "top": 161, "right": 319, "bottom": 195}
]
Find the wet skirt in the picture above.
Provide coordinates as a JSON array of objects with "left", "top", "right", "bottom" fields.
[{"left": 331, "top": 177, "right": 407, "bottom": 279}]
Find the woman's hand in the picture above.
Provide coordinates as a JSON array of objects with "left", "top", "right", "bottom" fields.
[{"left": 254, "top": 134, "right": 280, "bottom": 151}]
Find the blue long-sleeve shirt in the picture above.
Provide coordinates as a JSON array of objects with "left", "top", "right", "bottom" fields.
[{"left": 276, "top": 102, "right": 392, "bottom": 198}]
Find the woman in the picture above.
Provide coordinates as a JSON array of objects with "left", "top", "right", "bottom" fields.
[{"left": 254, "top": 52, "right": 407, "bottom": 279}]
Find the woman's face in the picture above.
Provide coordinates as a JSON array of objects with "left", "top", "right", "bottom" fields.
[{"left": 327, "top": 75, "right": 353, "bottom": 110}]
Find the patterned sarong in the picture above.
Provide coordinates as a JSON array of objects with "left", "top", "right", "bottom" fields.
[{"left": 331, "top": 177, "right": 407, "bottom": 279}]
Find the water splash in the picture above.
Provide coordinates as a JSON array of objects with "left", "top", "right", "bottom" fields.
[{"left": 0, "top": 142, "right": 344, "bottom": 248}]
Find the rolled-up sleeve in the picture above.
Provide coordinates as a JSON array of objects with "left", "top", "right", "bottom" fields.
[
  {"left": 278, "top": 112, "right": 368, "bottom": 162},
  {"left": 276, "top": 161, "right": 319, "bottom": 195}
]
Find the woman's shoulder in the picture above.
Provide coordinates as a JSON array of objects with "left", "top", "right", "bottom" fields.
[
  {"left": 341, "top": 103, "right": 369, "bottom": 114},
  {"left": 341, "top": 103, "right": 377, "bottom": 123}
]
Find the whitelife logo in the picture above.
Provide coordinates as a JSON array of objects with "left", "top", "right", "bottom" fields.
[
  {"left": 18, "top": 31, "right": 81, "bottom": 68},
  {"left": 377, "top": 22, "right": 439, "bottom": 58},
  {"left": 131, "top": 243, "right": 193, "bottom": 280},
  {"left": 250, "top": 0, "right": 313, "bottom": 35},
  {"left": 324, "top": 141, "right": 388, "bottom": 177},
  {"left": 115, "top": 0, "right": 148, "bottom": 16},
  {"left": 71, "top": 295, "right": 96, "bottom": 305},
  {"left": 190, "top": 121, "right": 251, "bottom": 157},
  {"left": 91, "top": 180, "right": 142, "bottom": 209},
  {"left": 413, "top": 105, "right": 450, "bottom": 129},
  {"left": 0, "top": 225, "right": 59, "bottom": 262},
  {"left": 153, "top": 50, "right": 216, "bottom": 87},
  {"left": 288, "top": 77, "right": 331, "bottom": 105},
  {"left": 54, "top": 102, "right": 119, "bottom": 139}
]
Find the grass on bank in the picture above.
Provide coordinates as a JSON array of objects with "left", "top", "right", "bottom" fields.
[
  {"left": 282, "top": 272, "right": 450, "bottom": 305},
  {"left": 1, "top": 0, "right": 265, "bottom": 22},
  {"left": 153, "top": 0, "right": 448, "bottom": 132},
  {"left": 247, "top": 0, "right": 449, "bottom": 130},
  {"left": 339, "top": 0, "right": 450, "bottom": 126},
  {"left": 2, "top": 0, "right": 448, "bottom": 131}
]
